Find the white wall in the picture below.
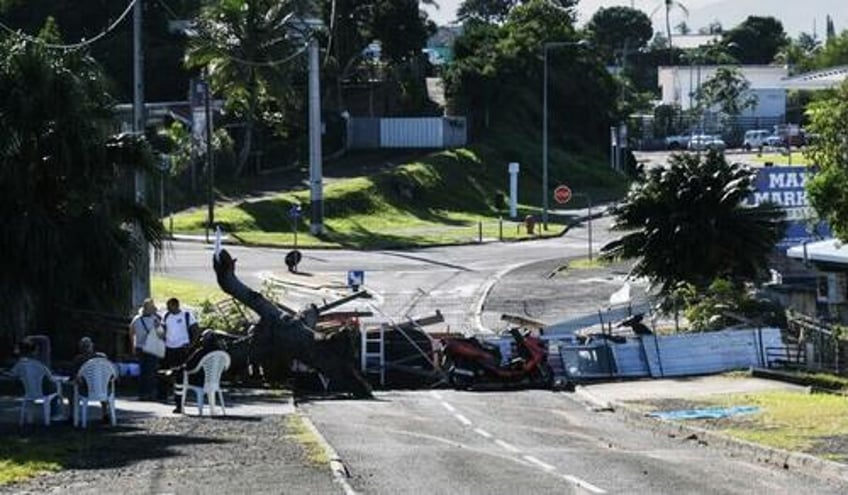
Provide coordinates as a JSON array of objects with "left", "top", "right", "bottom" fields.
[{"left": 657, "top": 65, "right": 789, "bottom": 118}]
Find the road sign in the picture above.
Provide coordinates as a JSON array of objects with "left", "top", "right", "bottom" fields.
[
  {"left": 288, "top": 204, "right": 302, "bottom": 220},
  {"left": 554, "top": 185, "right": 572, "bottom": 205},
  {"left": 347, "top": 270, "right": 365, "bottom": 291}
]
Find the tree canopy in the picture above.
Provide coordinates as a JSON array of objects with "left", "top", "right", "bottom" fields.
[
  {"left": 806, "top": 80, "right": 848, "bottom": 241},
  {"left": 696, "top": 67, "right": 757, "bottom": 117},
  {"left": 445, "top": 0, "right": 616, "bottom": 145},
  {"left": 586, "top": 6, "right": 653, "bottom": 64},
  {"left": 602, "top": 152, "right": 785, "bottom": 296},
  {"left": 0, "top": 34, "right": 163, "bottom": 342},
  {"left": 722, "top": 16, "right": 787, "bottom": 65}
]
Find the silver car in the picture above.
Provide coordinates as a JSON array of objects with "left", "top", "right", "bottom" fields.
[{"left": 688, "top": 134, "right": 726, "bottom": 151}]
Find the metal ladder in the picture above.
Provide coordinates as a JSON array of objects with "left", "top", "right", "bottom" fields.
[{"left": 361, "top": 324, "right": 386, "bottom": 386}]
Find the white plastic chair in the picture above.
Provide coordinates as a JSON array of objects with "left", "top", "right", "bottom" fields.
[
  {"left": 73, "top": 357, "right": 117, "bottom": 428},
  {"left": 11, "top": 358, "right": 65, "bottom": 426},
  {"left": 176, "top": 350, "right": 230, "bottom": 416}
]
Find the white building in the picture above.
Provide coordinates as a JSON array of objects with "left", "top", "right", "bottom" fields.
[{"left": 657, "top": 65, "right": 789, "bottom": 118}]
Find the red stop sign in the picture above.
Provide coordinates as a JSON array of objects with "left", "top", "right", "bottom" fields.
[{"left": 554, "top": 185, "right": 572, "bottom": 204}]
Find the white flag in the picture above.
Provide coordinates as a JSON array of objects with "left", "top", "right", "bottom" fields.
[
  {"left": 214, "top": 226, "right": 222, "bottom": 261},
  {"left": 609, "top": 282, "right": 631, "bottom": 306}
]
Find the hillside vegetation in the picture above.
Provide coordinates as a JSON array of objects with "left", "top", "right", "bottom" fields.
[{"left": 170, "top": 135, "right": 627, "bottom": 248}]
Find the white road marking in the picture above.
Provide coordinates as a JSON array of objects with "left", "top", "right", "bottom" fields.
[
  {"left": 562, "top": 474, "right": 607, "bottom": 494},
  {"left": 523, "top": 455, "right": 555, "bottom": 471},
  {"left": 473, "top": 428, "right": 492, "bottom": 438},
  {"left": 441, "top": 401, "right": 456, "bottom": 413},
  {"left": 494, "top": 439, "right": 521, "bottom": 453},
  {"left": 430, "top": 391, "right": 443, "bottom": 400},
  {"left": 454, "top": 413, "right": 472, "bottom": 426}
]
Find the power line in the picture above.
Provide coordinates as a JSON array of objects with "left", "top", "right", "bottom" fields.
[
  {"left": 223, "top": 41, "right": 310, "bottom": 68},
  {"left": 0, "top": 0, "right": 137, "bottom": 50}
]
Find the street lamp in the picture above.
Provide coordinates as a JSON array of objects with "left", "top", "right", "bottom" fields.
[{"left": 542, "top": 39, "right": 590, "bottom": 230}]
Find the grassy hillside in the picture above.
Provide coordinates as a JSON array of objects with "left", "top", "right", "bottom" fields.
[{"left": 170, "top": 133, "right": 627, "bottom": 249}]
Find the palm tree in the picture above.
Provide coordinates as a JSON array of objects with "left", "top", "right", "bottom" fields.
[
  {"left": 0, "top": 35, "right": 163, "bottom": 342},
  {"left": 186, "top": 0, "right": 311, "bottom": 177},
  {"left": 601, "top": 152, "right": 785, "bottom": 297},
  {"left": 653, "top": 0, "right": 688, "bottom": 64}
]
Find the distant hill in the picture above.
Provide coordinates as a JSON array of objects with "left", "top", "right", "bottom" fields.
[{"left": 684, "top": 0, "right": 844, "bottom": 37}]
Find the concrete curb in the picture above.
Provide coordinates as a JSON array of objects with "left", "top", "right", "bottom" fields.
[
  {"left": 298, "top": 413, "right": 358, "bottom": 495},
  {"left": 573, "top": 386, "right": 848, "bottom": 485}
]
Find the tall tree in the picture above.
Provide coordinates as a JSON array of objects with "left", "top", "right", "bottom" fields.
[
  {"left": 602, "top": 152, "right": 785, "bottom": 296},
  {"left": 806, "top": 80, "right": 848, "bottom": 241},
  {"left": 696, "top": 67, "right": 758, "bottom": 118},
  {"left": 186, "top": 0, "right": 311, "bottom": 177},
  {"left": 586, "top": 6, "right": 653, "bottom": 64},
  {"left": 652, "top": 0, "right": 688, "bottom": 63},
  {"left": 322, "top": 0, "right": 434, "bottom": 111},
  {"left": 0, "top": 33, "right": 164, "bottom": 342},
  {"left": 723, "top": 16, "right": 788, "bottom": 64}
]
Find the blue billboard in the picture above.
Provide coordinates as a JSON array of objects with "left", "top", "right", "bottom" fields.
[{"left": 744, "top": 166, "right": 831, "bottom": 249}]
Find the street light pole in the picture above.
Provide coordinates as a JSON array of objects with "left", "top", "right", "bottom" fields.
[
  {"left": 131, "top": 0, "right": 148, "bottom": 309},
  {"left": 542, "top": 45, "right": 549, "bottom": 229},
  {"left": 542, "top": 40, "right": 588, "bottom": 230}
]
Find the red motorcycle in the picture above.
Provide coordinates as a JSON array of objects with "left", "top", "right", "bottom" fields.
[{"left": 440, "top": 328, "right": 553, "bottom": 390}]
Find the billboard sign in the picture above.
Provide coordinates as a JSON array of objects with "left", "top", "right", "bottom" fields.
[{"left": 744, "top": 166, "right": 830, "bottom": 249}]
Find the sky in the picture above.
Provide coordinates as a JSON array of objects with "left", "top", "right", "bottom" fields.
[{"left": 421, "top": 0, "right": 842, "bottom": 37}]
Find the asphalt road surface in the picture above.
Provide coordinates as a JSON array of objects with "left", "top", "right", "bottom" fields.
[
  {"left": 156, "top": 214, "right": 618, "bottom": 333},
  {"left": 302, "top": 390, "right": 846, "bottom": 495}
]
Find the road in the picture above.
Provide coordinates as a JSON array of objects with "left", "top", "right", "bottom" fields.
[
  {"left": 155, "top": 213, "right": 617, "bottom": 333},
  {"left": 302, "top": 390, "right": 846, "bottom": 494}
]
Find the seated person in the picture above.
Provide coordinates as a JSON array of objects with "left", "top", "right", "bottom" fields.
[
  {"left": 71, "top": 337, "right": 111, "bottom": 424},
  {"left": 171, "top": 330, "right": 224, "bottom": 414}
]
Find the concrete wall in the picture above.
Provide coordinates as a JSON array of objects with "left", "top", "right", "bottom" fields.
[{"left": 657, "top": 65, "right": 789, "bottom": 118}]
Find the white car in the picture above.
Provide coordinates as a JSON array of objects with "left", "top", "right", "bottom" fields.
[
  {"left": 763, "top": 135, "right": 784, "bottom": 149},
  {"left": 743, "top": 130, "right": 771, "bottom": 151},
  {"left": 688, "top": 134, "right": 726, "bottom": 151}
]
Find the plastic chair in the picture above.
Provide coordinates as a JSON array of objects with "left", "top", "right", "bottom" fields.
[
  {"left": 73, "top": 357, "right": 117, "bottom": 428},
  {"left": 11, "top": 358, "right": 65, "bottom": 426},
  {"left": 176, "top": 350, "right": 230, "bottom": 416}
]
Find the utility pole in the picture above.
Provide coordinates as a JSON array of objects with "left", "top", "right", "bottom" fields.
[
  {"left": 204, "top": 74, "right": 214, "bottom": 243},
  {"left": 131, "top": 0, "right": 149, "bottom": 309},
  {"left": 308, "top": 37, "right": 323, "bottom": 235}
]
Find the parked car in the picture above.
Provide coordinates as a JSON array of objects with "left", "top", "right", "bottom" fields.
[
  {"left": 763, "top": 134, "right": 784, "bottom": 149},
  {"left": 688, "top": 134, "right": 726, "bottom": 151},
  {"left": 743, "top": 129, "right": 771, "bottom": 151},
  {"left": 665, "top": 135, "right": 690, "bottom": 150}
]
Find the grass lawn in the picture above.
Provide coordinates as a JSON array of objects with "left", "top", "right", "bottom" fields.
[
  {"left": 637, "top": 390, "right": 848, "bottom": 461},
  {"left": 0, "top": 438, "right": 64, "bottom": 485},
  {"left": 749, "top": 152, "right": 811, "bottom": 166},
  {"left": 170, "top": 144, "right": 627, "bottom": 249},
  {"left": 151, "top": 275, "right": 228, "bottom": 307}
]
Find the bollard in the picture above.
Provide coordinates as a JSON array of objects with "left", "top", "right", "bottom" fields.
[
  {"left": 498, "top": 217, "right": 503, "bottom": 242},
  {"left": 478, "top": 221, "right": 483, "bottom": 243}
]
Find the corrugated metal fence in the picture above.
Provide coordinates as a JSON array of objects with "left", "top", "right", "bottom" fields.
[
  {"left": 349, "top": 117, "right": 467, "bottom": 149},
  {"left": 486, "top": 327, "right": 782, "bottom": 383}
]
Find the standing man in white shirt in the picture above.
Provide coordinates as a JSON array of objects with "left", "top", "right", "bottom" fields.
[{"left": 162, "top": 298, "right": 200, "bottom": 370}]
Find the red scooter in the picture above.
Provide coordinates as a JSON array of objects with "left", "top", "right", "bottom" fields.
[{"left": 440, "top": 328, "right": 553, "bottom": 390}]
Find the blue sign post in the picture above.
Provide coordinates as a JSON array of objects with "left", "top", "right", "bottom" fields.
[
  {"left": 745, "top": 166, "right": 830, "bottom": 250},
  {"left": 347, "top": 270, "right": 365, "bottom": 292},
  {"left": 288, "top": 204, "right": 302, "bottom": 248}
]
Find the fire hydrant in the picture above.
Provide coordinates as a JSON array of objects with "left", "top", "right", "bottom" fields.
[{"left": 524, "top": 215, "right": 536, "bottom": 235}]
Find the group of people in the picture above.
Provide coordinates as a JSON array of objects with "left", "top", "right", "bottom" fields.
[
  {"left": 129, "top": 297, "right": 222, "bottom": 413},
  {"left": 12, "top": 334, "right": 111, "bottom": 424}
]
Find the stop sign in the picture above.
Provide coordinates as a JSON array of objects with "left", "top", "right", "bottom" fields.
[{"left": 554, "top": 185, "right": 572, "bottom": 204}]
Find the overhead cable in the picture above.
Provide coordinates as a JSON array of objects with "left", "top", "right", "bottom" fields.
[{"left": 0, "top": 0, "right": 137, "bottom": 50}]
